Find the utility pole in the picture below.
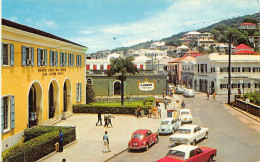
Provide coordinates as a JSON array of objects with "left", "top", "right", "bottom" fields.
[{"left": 228, "top": 37, "right": 232, "bottom": 104}]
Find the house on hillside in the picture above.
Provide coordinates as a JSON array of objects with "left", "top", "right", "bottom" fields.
[
  {"left": 233, "top": 44, "right": 254, "bottom": 53},
  {"left": 239, "top": 23, "right": 257, "bottom": 30}
]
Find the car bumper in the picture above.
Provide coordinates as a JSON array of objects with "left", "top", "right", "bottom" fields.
[
  {"left": 170, "top": 139, "right": 188, "bottom": 144},
  {"left": 128, "top": 146, "right": 146, "bottom": 149},
  {"left": 181, "top": 119, "right": 192, "bottom": 123}
]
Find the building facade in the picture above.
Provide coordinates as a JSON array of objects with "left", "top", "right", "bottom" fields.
[{"left": 1, "top": 19, "right": 87, "bottom": 151}]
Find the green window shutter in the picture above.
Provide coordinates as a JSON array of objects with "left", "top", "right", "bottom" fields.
[
  {"left": 50, "top": 50, "right": 53, "bottom": 66},
  {"left": 76, "top": 55, "right": 79, "bottom": 67},
  {"left": 1, "top": 97, "right": 4, "bottom": 133},
  {"left": 10, "top": 96, "right": 15, "bottom": 130},
  {"left": 60, "top": 52, "right": 62, "bottom": 67},
  {"left": 68, "top": 53, "right": 71, "bottom": 66},
  {"left": 10, "top": 44, "right": 14, "bottom": 66},
  {"left": 22, "top": 46, "right": 26, "bottom": 66},
  {"left": 72, "top": 54, "right": 74, "bottom": 67},
  {"left": 65, "top": 53, "right": 67, "bottom": 67},
  {"left": 45, "top": 49, "right": 47, "bottom": 66},
  {"left": 76, "top": 83, "right": 79, "bottom": 102},
  {"left": 56, "top": 51, "right": 58, "bottom": 66},
  {"left": 80, "top": 83, "right": 82, "bottom": 102},
  {"left": 37, "top": 48, "right": 41, "bottom": 66},
  {"left": 31, "top": 47, "right": 34, "bottom": 66}
]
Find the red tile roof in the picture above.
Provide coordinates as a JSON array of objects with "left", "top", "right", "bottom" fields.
[
  {"left": 233, "top": 50, "right": 257, "bottom": 55},
  {"left": 240, "top": 23, "right": 256, "bottom": 26},
  {"left": 183, "top": 51, "right": 201, "bottom": 58},
  {"left": 235, "top": 44, "right": 252, "bottom": 49}
]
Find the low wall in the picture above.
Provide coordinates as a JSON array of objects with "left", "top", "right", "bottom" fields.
[{"left": 234, "top": 98, "right": 260, "bottom": 117}]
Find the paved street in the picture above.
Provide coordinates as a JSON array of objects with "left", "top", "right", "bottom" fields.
[{"left": 111, "top": 93, "right": 260, "bottom": 162}]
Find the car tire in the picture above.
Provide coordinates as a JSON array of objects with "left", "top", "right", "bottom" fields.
[
  {"left": 191, "top": 139, "right": 196, "bottom": 145},
  {"left": 172, "top": 128, "right": 176, "bottom": 134},
  {"left": 145, "top": 143, "right": 149, "bottom": 151},
  {"left": 208, "top": 155, "right": 214, "bottom": 162},
  {"left": 155, "top": 136, "right": 159, "bottom": 143},
  {"left": 205, "top": 132, "right": 208, "bottom": 139}
]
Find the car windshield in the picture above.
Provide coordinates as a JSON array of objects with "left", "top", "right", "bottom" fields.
[
  {"left": 132, "top": 134, "right": 144, "bottom": 139},
  {"left": 181, "top": 111, "right": 190, "bottom": 115},
  {"left": 161, "top": 121, "right": 169, "bottom": 125},
  {"left": 176, "top": 129, "right": 191, "bottom": 134},
  {"left": 166, "top": 150, "right": 185, "bottom": 160}
]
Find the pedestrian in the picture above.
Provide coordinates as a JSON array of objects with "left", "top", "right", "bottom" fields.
[
  {"left": 181, "top": 100, "right": 185, "bottom": 109},
  {"left": 107, "top": 113, "right": 115, "bottom": 127},
  {"left": 213, "top": 92, "right": 216, "bottom": 100},
  {"left": 137, "top": 106, "right": 141, "bottom": 118},
  {"left": 58, "top": 129, "right": 63, "bottom": 152},
  {"left": 157, "top": 105, "right": 161, "bottom": 119},
  {"left": 207, "top": 91, "right": 210, "bottom": 100},
  {"left": 164, "top": 98, "right": 168, "bottom": 110},
  {"left": 103, "top": 131, "right": 111, "bottom": 153},
  {"left": 162, "top": 89, "right": 166, "bottom": 98},
  {"left": 153, "top": 106, "right": 157, "bottom": 118},
  {"left": 62, "top": 159, "right": 66, "bottom": 162},
  {"left": 148, "top": 106, "right": 152, "bottom": 118},
  {"left": 104, "top": 112, "right": 108, "bottom": 127},
  {"left": 96, "top": 111, "right": 102, "bottom": 126}
]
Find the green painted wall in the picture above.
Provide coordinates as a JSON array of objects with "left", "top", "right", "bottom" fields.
[{"left": 87, "top": 75, "right": 167, "bottom": 96}]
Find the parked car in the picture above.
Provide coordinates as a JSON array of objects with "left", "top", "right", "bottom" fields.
[
  {"left": 157, "top": 145, "right": 217, "bottom": 162},
  {"left": 175, "top": 87, "right": 185, "bottom": 94},
  {"left": 179, "top": 109, "right": 193, "bottom": 123},
  {"left": 158, "top": 118, "right": 182, "bottom": 135},
  {"left": 183, "top": 89, "right": 195, "bottom": 97},
  {"left": 128, "top": 129, "right": 159, "bottom": 151},
  {"left": 169, "top": 125, "right": 209, "bottom": 145},
  {"left": 181, "top": 86, "right": 187, "bottom": 92}
]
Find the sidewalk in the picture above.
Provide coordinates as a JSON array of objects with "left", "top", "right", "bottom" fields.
[{"left": 39, "top": 97, "right": 175, "bottom": 162}]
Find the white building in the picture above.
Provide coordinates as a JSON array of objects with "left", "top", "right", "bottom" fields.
[
  {"left": 193, "top": 54, "right": 260, "bottom": 94},
  {"left": 176, "top": 44, "right": 190, "bottom": 57},
  {"left": 181, "top": 57, "right": 197, "bottom": 88},
  {"left": 150, "top": 41, "right": 166, "bottom": 49}
]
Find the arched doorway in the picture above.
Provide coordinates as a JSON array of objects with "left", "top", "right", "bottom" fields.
[
  {"left": 63, "top": 79, "right": 72, "bottom": 113},
  {"left": 49, "top": 81, "right": 59, "bottom": 119},
  {"left": 114, "top": 81, "right": 121, "bottom": 95},
  {"left": 28, "top": 82, "right": 42, "bottom": 128}
]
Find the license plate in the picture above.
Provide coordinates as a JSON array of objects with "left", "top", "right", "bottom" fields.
[{"left": 134, "top": 143, "right": 137, "bottom": 145}]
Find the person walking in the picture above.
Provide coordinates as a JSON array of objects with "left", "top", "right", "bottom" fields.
[
  {"left": 207, "top": 91, "right": 210, "bottom": 100},
  {"left": 148, "top": 106, "right": 152, "bottom": 118},
  {"left": 136, "top": 106, "right": 141, "bottom": 118},
  {"left": 153, "top": 106, "right": 157, "bottom": 119},
  {"left": 104, "top": 112, "right": 108, "bottom": 127},
  {"left": 164, "top": 98, "right": 168, "bottom": 110},
  {"left": 213, "top": 92, "right": 216, "bottom": 100},
  {"left": 181, "top": 100, "right": 185, "bottom": 109},
  {"left": 96, "top": 112, "right": 102, "bottom": 126},
  {"left": 162, "top": 89, "right": 166, "bottom": 98},
  {"left": 58, "top": 129, "right": 64, "bottom": 152},
  {"left": 107, "top": 113, "right": 115, "bottom": 127},
  {"left": 157, "top": 105, "right": 161, "bottom": 119},
  {"left": 103, "top": 131, "right": 111, "bottom": 153}
]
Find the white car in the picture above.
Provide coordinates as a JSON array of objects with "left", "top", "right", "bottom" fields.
[
  {"left": 179, "top": 109, "right": 193, "bottom": 123},
  {"left": 158, "top": 118, "right": 182, "bottom": 135},
  {"left": 183, "top": 89, "right": 196, "bottom": 97},
  {"left": 169, "top": 125, "right": 209, "bottom": 145}
]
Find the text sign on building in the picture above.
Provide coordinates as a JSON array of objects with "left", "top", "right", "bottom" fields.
[{"left": 139, "top": 79, "right": 155, "bottom": 91}]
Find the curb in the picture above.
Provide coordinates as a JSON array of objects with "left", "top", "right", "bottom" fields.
[{"left": 225, "top": 104, "right": 260, "bottom": 123}]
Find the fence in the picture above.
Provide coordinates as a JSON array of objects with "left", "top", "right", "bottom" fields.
[{"left": 234, "top": 97, "right": 260, "bottom": 117}]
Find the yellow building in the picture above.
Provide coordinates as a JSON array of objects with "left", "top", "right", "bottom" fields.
[{"left": 1, "top": 18, "right": 87, "bottom": 151}]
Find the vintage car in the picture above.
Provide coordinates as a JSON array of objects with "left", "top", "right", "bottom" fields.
[
  {"left": 169, "top": 125, "right": 209, "bottom": 145},
  {"left": 183, "top": 89, "right": 196, "bottom": 97},
  {"left": 157, "top": 145, "right": 217, "bottom": 162},
  {"left": 128, "top": 129, "right": 159, "bottom": 151},
  {"left": 175, "top": 85, "right": 185, "bottom": 94},
  {"left": 179, "top": 109, "right": 193, "bottom": 123},
  {"left": 158, "top": 118, "right": 182, "bottom": 135}
]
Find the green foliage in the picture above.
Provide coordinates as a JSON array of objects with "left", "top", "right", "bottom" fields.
[
  {"left": 144, "top": 97, "right": 155, "bottom": 102},
  {"left": 244, "top": 90, "right": 260, "bottom": 105},
  {"left": 242, "top": 17, "right": 258, "bottom": 24},
  {"left": 86, "top": 84, "right": 95, "bottom": 104},
  {"left": 2, "top": 126, "right": 76, "bottom": 162},
  {"left": 253, "top": 31, "right": 259, "bottom": 36},
  {"left": 218, "top": 35, "right": 228, "bottom": 43}
]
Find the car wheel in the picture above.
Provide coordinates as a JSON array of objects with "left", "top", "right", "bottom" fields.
[
  {"left": 145, "top": 143, "right": 149, "bottom": 151},
  {"left": 155, "top": 136, "right": 159, "bottom": 143},
  {"left": 208, "top": 155, "right": 214, "bottom": 162},
  {"left": 172, "top": 128, "right": 176, "bottom": 134},
  {"left": 205, "top": 132, "right": 208, "bottom": 139},
  {"left": 191, "top": 139, "right": 196, "bottom": 145}
]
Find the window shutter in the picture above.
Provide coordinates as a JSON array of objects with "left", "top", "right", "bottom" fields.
[
  {"left": 50, "top": 50, "right": 53, "bottom": 66},
  {"left": 22, "top": 46, "right": 26, "bottom": 66},
  {"left": 60, "top": 52, "right": 62, "bottom": 66},
  {"left": 72, "top": 54, "right": 74, "bottom": 67},
  {"left": 1, "top": 97, "right": 4, "bottom": 133},
  {"left": 68, "top": 53, "right": 71, "bottom": 66},
  {"left": 65, "top": 53, "right": 67, "bottom": 67},
  {"left": 80, "top": 83, "right": 82, "bottom": 102},
  {"left": 56, "top": 51, "right": 58, "bottom": 66},
  {"left": 10, "top": 96, "right": 15, "bottom": 129},
  {"left": 37, "top": 48, "right": 41, "bottom": 66},
  {"left": 10, "top": 44, "right": 14, "bottom": 66},
  {"left": 45, "top": 49, "right": 47, "bottom": 66},
  {"left": 80, "top": 55, "right": 82, "bottom": 67},
  {"left": 31, "top": 47, "right": 34, "bottom": 66},
  {"left": 1, "top": 43, "right": 3, "bottom": 65},
  {"left": 76, "top": 83, "right": 79, "bottom": 102}
]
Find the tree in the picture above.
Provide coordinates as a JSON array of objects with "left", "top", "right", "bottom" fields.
[
  {"left": 225, "top": 28, "right": 247, "bottom": 46},
  {"left": 86, "top": 84, "right": 95, "bottom": 104},
  {"left": 108, "top": 57, "right": 139, "bottom": 106},
  {"left": 242, "top": 17, "right": 258, "bottom": 24}
]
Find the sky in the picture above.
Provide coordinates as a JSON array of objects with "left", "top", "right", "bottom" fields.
[{"left": 2, "top": 0, "right": 260, "bottom": 53}]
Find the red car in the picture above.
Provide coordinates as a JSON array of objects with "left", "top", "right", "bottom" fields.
[
  {"left": 128, "top": 129, "right": 159, "bottom": 151},
  {"left": 157, "top": 145, "right": 217, "bottom": 162}
]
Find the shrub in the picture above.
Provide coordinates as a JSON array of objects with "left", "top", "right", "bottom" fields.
[
  {"left": 86, "top": 84, "right": 95, "bottom": 104},
  {"left": 244, "top": 90, "right": 260, "bottom": 105},
  {"left": 2, "top": 126, "right": 76, "bottom": 162}
]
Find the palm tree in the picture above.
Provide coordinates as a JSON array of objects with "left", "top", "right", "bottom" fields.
[{"left": 108, "top": 57, "right": 139, "bottom": 106}]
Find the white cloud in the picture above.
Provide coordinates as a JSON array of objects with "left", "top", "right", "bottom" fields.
[
  {"left": 40, "top": 18, "right": 57, "bottom": 29},
  {"left": 79, "top": 30, "right": 94, "bottom": 34}
]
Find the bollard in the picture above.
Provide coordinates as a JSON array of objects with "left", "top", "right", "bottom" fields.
[{"left": 55, "top": 142, "right": 59, "bottom": 152}]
